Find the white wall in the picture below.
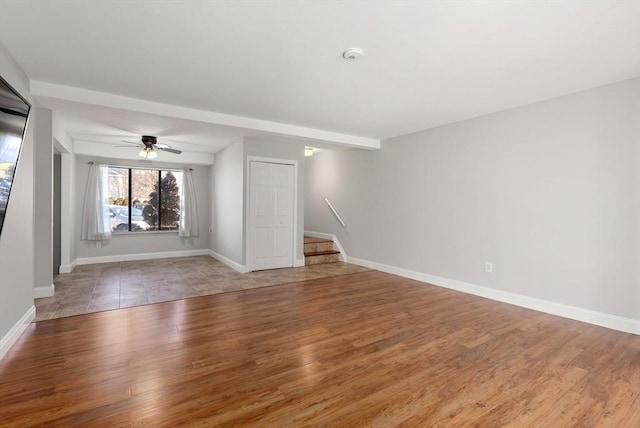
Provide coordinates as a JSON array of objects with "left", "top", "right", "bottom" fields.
[
  {"left": 305, "top": 148, "right": 379, "bottom": 260},
  {"left": 0, "top": 40, "right": 35, "bottom": 356},
  {"left": 53, "top": 153, "right": 61, "bottom": 274},
  {"left": 73, "top": 155, "right": 211, "bottom": 261},
  {"left": 58, "top": 151, "right": 76, "bottom": 271},
  {"left": 306, "top": 78, "right": 640, "bottom": 327},
  {"left": 52, "top": 113, "right": 76, "bottom": 272},
  {"left": 34, "top": 108, "right": 53, "bottom": 294},
  {"left": 211, "top": 140, "right": 244, "bottom": 265},
  {"left": 211, "top": 137, "right": 306, "bottom": 268}
]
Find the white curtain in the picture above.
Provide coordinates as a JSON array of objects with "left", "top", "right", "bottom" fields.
[
  {"left": 179, "top": 168, "right": 199, "bottom": 237},
  {"left": 81, "top": 163, "right": 111, "bottom": 241}
]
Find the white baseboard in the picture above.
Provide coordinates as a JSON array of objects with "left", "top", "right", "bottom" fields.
[
  {"left": 74, "top": 249, "right": 210, "bottom": 266},
  {"left": 347, "top": 256, "right": 640, "bottom": 336},
  {"left": 34, "top": 284, "right": 55, "bottom": 299},
  {"left": 0, "top": 305, "right": 36, "bottom": 361},
  {"left": 59, "top": 260, "right": 77, "bottom": 273},
  {"left": 304, "top": 230, "right": 346, "bottom": 262},
  {"left": 208, "top": 250, "right": 249, "bottom": 273},
  {"left": 294, "top": 258, "right": 305, "bottom": 268}
]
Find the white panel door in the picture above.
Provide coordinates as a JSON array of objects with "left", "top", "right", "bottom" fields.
[{"left": 249, "top": 161, "right": 294, "bottom": 271}]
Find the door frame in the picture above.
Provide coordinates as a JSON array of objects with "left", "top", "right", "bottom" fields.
[{"left": 245, "top": 156, "right": 299, "bottom": 272}]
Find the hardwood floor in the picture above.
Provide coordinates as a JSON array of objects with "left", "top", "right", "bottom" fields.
[{"left": 2, "top": 270, "right": 639, "bottom": 426}]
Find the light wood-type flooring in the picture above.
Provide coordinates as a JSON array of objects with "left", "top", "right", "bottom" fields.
[{"left": 3, "top": 270, "right": 640, "bottom": 426}]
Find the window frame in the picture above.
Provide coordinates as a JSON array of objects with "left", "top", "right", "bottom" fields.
[{"left": 106, "top": 165, "right": 183, "bottom": 235}]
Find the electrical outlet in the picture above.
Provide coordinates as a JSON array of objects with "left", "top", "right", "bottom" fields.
[
  {"left": 484, "top": 261, "right": 493, "bottom": 273},
  {"left": 96, "top": 241, "right": 101, "bottom": 248}
]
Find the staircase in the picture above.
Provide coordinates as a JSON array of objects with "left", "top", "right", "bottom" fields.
[{"left": 304, "top": 236, "right": 341, "bottom": 266}]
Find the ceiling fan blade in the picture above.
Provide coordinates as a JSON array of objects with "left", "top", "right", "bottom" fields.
[
  {"left": 114, "top": 144, "right": 141, "bottom": 148},
  {"left": 158, "top": 147, "right": 182, "bottom": 154},
  {"left": 155, "top": 143, "right": 170, "bottom": 149}
]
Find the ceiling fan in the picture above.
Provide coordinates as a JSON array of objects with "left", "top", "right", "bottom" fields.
[{"left": 120, "top": 135, "right": 182, "bottom": 159}]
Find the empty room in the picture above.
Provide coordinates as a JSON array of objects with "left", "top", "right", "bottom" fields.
[{"left": 0, "top": 1, "right": 639, "bottom": 426}]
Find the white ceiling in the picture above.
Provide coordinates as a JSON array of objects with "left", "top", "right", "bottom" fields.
[{"left": 0, "top": 0, "right": 638, "bottom": 158}]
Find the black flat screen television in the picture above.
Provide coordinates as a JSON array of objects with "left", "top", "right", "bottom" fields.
[{"left": 0, "top": 76, "right": 31, "bottom": 236}]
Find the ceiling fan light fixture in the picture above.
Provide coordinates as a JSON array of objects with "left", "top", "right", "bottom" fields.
[{"left": 139, "top": 147, "right": 157, "bottom": 159}]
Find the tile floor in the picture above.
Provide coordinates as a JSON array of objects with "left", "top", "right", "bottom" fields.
[{"left": 35, "top": 256, "right": 371, "bottom": 321}]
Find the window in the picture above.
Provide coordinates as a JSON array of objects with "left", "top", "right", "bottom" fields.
[{"left": 107, "top": 167, "right": 183, "bottom": 233}]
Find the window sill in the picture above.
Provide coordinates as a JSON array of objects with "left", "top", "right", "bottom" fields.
[{"left": 112, "top": 230, "right": 179, "bottom": 236}]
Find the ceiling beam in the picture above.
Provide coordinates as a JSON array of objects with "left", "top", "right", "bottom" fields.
[{"left": 30, "top": 80, "right": 381, "bottom": 150}]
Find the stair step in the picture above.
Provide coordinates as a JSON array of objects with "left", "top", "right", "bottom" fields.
[
  {"left": 305, "top": 250, "right": 341, "bottom": 266},
  {"left": 304, "top": 236, "right": 340, "bottom": 265},
  {"left": 304, "top": 242, "right": 334, "bottom": 253},
  {"left": 305, "top": 250, "right": 340, "bottom": 257},
  {"left": 304, "top": 236, "right": 332, "bottom": 244},
  {"left": 304, "top": 236, "right": 335, "bottom": 253}
]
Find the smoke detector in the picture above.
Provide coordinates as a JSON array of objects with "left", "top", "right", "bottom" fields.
[{"left": 342, "top": 48, "right": 363, "bottom": 60}]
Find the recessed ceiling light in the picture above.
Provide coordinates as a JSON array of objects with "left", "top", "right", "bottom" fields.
[{"left": 342, "top": 48, "right": 363, "bottom": 60}]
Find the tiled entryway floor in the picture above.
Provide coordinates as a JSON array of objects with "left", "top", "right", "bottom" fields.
[{"left": 36, "top": 256, "right": 371, "bottom": 321}]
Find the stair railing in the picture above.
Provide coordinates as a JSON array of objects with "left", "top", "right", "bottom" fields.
[{"left": 325, "top": 198, "right": 346, "bottom": 227}]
